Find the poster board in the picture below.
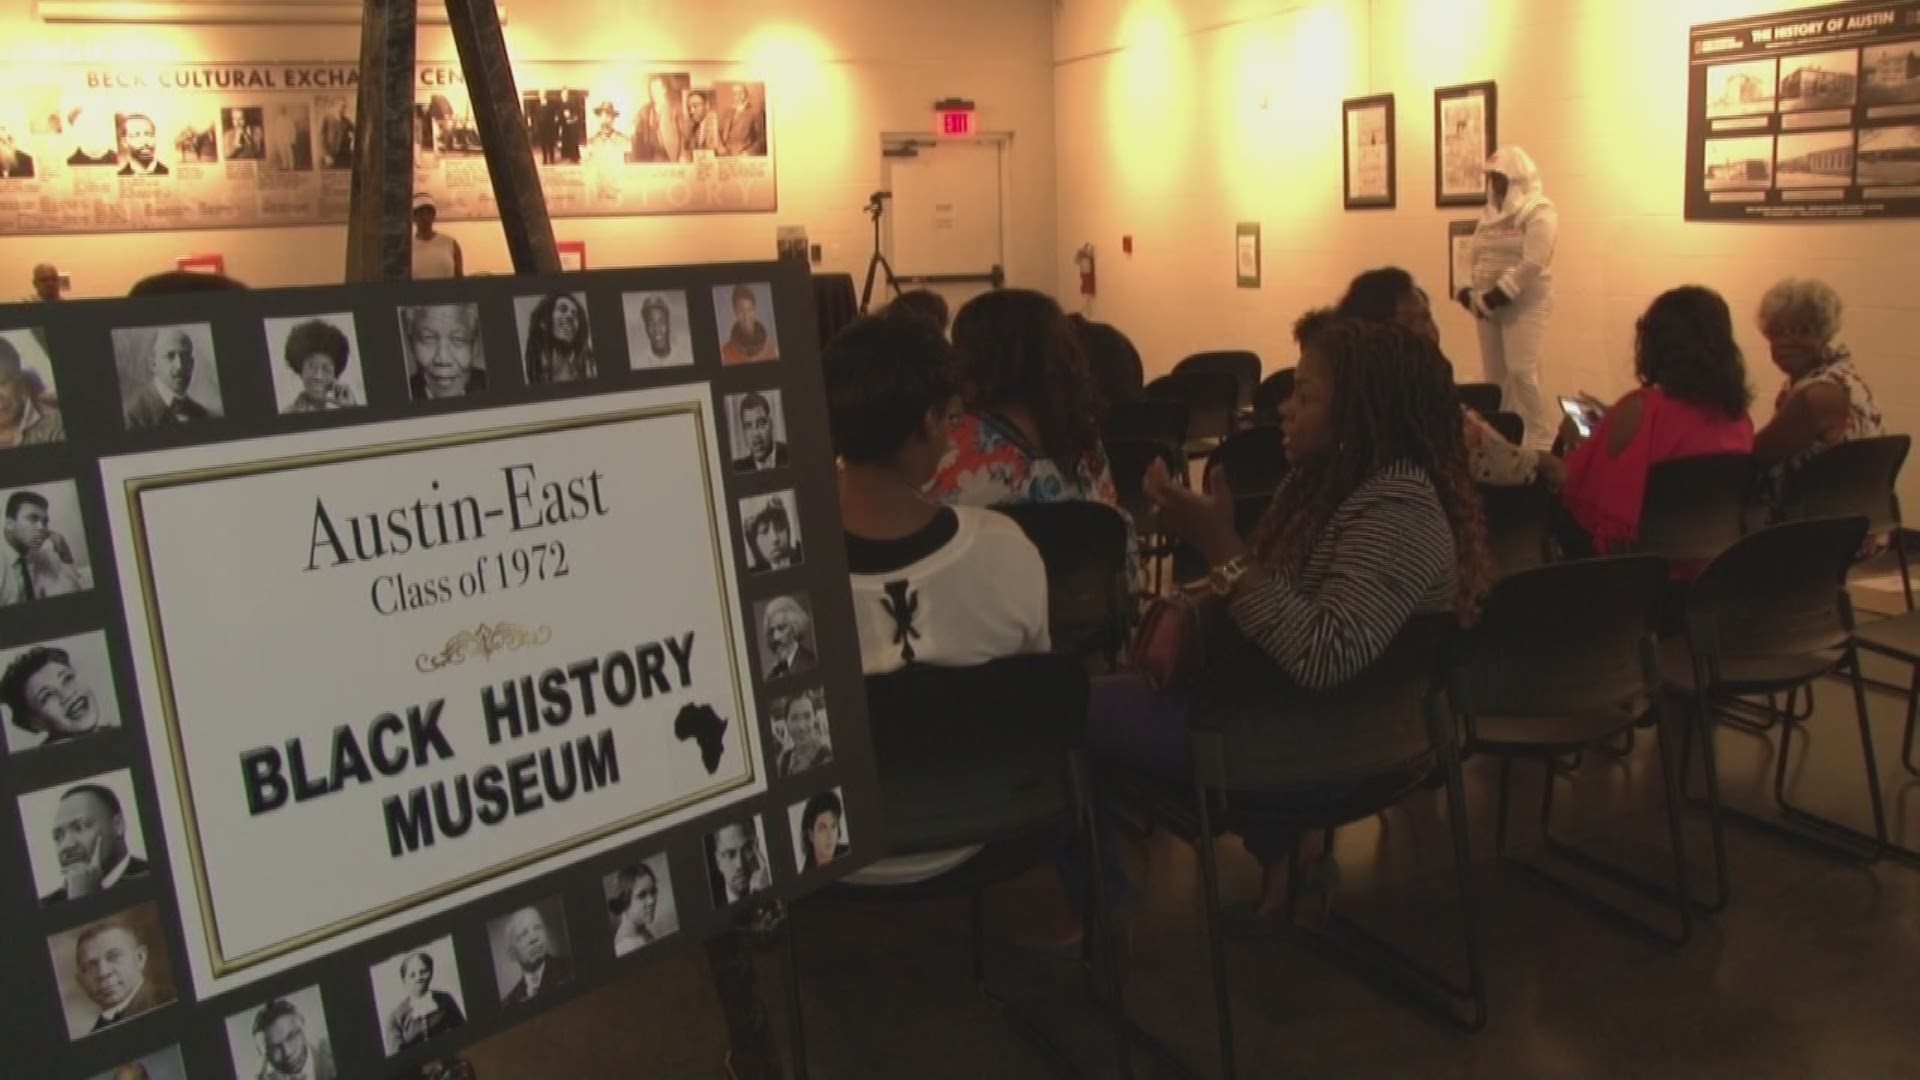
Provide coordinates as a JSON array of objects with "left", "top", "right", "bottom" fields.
[
  {"left": 0, "top": 260, "right": 875, "bottom": 1079},
  {"left": 0, "top": 60, "right": 776, "bottom": 237},
  {"left": 1687, "top": 0, "right": 1920, "bottom": 221}
]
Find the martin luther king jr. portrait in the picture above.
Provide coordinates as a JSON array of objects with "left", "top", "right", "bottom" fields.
[
  {"left": 47, "top": 902, "right": 177, "bottom": 1039},
  {"left": 21, "top": 769, "right": 149, "bottom": 904}
]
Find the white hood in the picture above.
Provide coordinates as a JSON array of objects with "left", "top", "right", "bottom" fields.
[{"left": 1482, "top": 146, "right": 1546, "bottom": 224}]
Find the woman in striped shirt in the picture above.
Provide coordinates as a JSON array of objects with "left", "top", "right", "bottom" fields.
[{"left": 1094, "top": 318, "right": 1492, "bottom": 915}]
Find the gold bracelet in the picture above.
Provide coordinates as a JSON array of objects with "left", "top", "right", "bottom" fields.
[{"left": 1207, "top": 555, "right": 1252, "bottom": 598}]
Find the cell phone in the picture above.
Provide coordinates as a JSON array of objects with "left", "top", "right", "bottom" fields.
[{"left": 1559, "top": 395, "right": 1603, "bottom": 439}]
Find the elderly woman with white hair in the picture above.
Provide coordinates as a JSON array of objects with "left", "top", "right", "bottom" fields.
[{"left": 1752, "top": 277, "right": 1885, "bottom": 507}]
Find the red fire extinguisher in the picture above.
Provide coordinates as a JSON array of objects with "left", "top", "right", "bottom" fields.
[{"left": 1075, "top": 244, "right": 1096, "bottom": 297}]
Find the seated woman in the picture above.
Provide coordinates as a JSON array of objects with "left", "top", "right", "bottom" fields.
[
  {"left": 1334, "top": 267, "right": 1563, "bottom": 488},
  {"left": 1101, "top": 318, "right": 1492, "bottom": 914},
  {"left": 1751, "top": 277, "right": 1885, "bottom": 512},
  {"left": 824, "top": 315, "right": 1050, "bottom": 885},
  {"left": 1558, "top": 285, "right": 1754, "bottom": 557}
]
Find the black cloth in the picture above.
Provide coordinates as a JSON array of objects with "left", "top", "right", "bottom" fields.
[
  {"left": 768, "top": 646, "right": 817, "bottom": 680},
  {"left": 843, "top": 508, "right": 959, "bottom": 574},
  {"left": 41, "top": 856, "right": 150, "bottom": 904},
  {"left": 731, "top": 443, "right": 791, "bottom": 472},
  {"left": 501, "top": 955, "right": 573, "bottom": 1006}
]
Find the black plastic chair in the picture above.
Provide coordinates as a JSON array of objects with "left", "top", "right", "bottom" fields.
[
  {"left": 1631, "top": 453, "right": 1755, "bottom": 564},
  {"left": 1106, "top": 615, "right": 1483, "bottom": 1078},
  {"left": 1487, "top": 411, "right": 1525, "bottom": 445},
  {"left": 1776, "top": 434, "right": 1913, "bottom": 611},
  {"left": 1206, "top": 426, "right": 1287, "bottom": 500},
  {"left": 1851, "top": 613, "right": 1920, "bottom": 779},
  {"left": 1478, "top": 481, "right": 1553, "bottom": 579},
  {"left": 997, "top": 502, "right": 1134, "bottom": 667},
  {"left": 1175, "top": 351, "right": 1262, "bottom": 418},
  {"left": 794, "top": 656, "right": 1127, "bottom": 1076},
  {"left": 1664, "top": 516, "right": 1888, "bottom": 912},
  {"left": 1104, "top": 397, "right": 1190, "bottom": 451},
  {"left": 1252, "top": 368, "right": 1295, "bottom": 426},
  {"left": 1074, "top": 314, "right": 1147, "bottom": 409},
  {"left": 1458, "top": 383, "right": 1502, "bottom": 418},
  {"left": 1147, "top": 371, "right": 1238, "bottom": 459},
  {"left": 1456, "top": 556, "right": 1691, "bottom": 944}
]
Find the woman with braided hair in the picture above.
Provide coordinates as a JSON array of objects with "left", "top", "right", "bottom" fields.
[{"left": 1092, "top": 317, "right": 1492, "bottom": 915}]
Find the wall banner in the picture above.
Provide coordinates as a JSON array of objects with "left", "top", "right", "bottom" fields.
[
  {"left": 0, "top": 260, "right": 871, "bottom": 1080},
  {"left": 0, "top": 60, "right": 776, "bottom": 236},
  {"left": 1688, "top": 0, "right": 1920, "bottom": 221}
]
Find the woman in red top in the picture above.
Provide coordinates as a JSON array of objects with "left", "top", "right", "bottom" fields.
[{"left": 1558, "top": 286, "right": 1754, "bottom": 556}]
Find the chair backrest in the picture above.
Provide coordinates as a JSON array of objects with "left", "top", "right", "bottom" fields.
[
  {"left": 996, "top": 502, "right": 1133, "bottom": 661},
  {"left": 1174, "top": 351, "right": 1262, "bottom": 414},
  {"left": 1687, "top": 516, "right": 1868, "bottom": 667},
  {"left": 1147, "top": 371, "right": 1238, "bottom": 443},
  {"left": 1208, "top": 425, "right": 1287, "bottom": 498},
  {"left": 1074, "top": 315, "right": 1147, "bottom": 408},
  {"left": 1455, "top": 556, "right": 1667, "bottom": 722},
  {"left": 1776, "top": 434, "right": 1910, "bottom": 535},
  {"left": 865, "top": 655, "right": 1090, "bottom": 855},
  {"left": 1636, "top": 452, "right": 1754, "bottom": 562},
  {"left": 1253, "top": 367, "right": 1295, "bottom": 425},
  {"left": 1194, "top": 614, "right": 1456, "bottom": 790},
  {"left": 1103, "top": 397, "right": 1189, "bottom": 450},
  {"left": 1458, "top": 383, "right": 1503, "bottom": 417},
  {"left": 1107, "top": 437, "right": 1186, "bottom": 523},
  {"left": 1487, "top": 411, "right": 1525, "bottom": 445},
  {"left": 1477, "top": 481, "right": 1553, "bottom": 578}
]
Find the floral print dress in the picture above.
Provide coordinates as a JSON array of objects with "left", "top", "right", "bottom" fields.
[{"left": 925, "top": 412, "right": 1144, "bottom": 594}]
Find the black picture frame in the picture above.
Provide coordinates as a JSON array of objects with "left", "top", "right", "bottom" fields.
[
  {"left": 1342, "top": 94, "right": 1396, "bottom": 209},
  {"left": 1434, "top": 81, "right": 1498, "bottom": 207}
]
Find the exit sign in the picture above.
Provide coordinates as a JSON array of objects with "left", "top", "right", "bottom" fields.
[{"left": 934, "top": 97, "right": 976, "bottom": 138}]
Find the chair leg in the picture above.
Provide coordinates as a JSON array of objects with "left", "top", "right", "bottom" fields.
[
  {"left": 1901, "top": 661, "right": 1920, "bottom": 779},
  {"left": 1494, "top": 757, "right": 1514, "bottom": 858},
  {"left": 1438, "top": 734, "right": 1490, "bottom": 1031},
  {"left": 1681, "top": 696, "right": 1734, "bottom": 914},
  {"left": 1769, "top": 657, "right": 1889, "bottom": 861},
  {"left": 783, "top": 908, "right": 811, "bottom": 1080},
  {"left": 1193, "top": 784, "right": 1237, "bottom": 1080},
  {"left": 1898, "top": 533, "right": 1915, "bottom": 613}
]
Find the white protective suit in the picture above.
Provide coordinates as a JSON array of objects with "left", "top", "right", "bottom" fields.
[{"left": 1467, "top": 146, "right": 1558, "bottom": 450}]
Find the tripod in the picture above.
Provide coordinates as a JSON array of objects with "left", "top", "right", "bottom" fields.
[{"left": 859, "top": 191, "right": 902, "bottom": 313}]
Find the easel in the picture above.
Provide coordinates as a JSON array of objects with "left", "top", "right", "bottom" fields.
[
  {"left": 343, "top": 0, "right": 559, "bottom": 279},
  {"left": 340, "top": 8, "right": 790, "bottom": 1078}
]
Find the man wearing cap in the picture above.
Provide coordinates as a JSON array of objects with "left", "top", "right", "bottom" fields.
[
  {"left": 411, "top": 193, "right": 463, "bottom": 280},
  {"left": 587, "top": 100, "right": 627, "bottom": 162},
  {"left": 0, "top": 336, "right": 63, "bottom": 447}
]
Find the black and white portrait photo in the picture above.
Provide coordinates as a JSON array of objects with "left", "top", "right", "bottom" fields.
[
  {"left": 399, "top": 303, "right": 487, "bottom": 401},
  {"left": 622, "top": 290, "right": 695, "bottom": 369},
  {"left": 603, "top": 853, "right": 680, "bottom": 957},
  {"left": 20, "top": 768, "right": 148, "bottom": 904},
  {"left": 88, "top": 1044, "right": 188, "bottom": 1080},
  {"left": 317, "top": 95, "right": 355, "bottom": 169},
  {"left": 371, "top": 936, "right": 467, "bottom": 1056},
  {"left": 739, "top": 489, "right": 803, "bottom": 575},
  {"left": 515, "top": 290, "right": 597, "bottom": 385},
  {"left": 487, "top": 897, "right": 574, "bottom": 1007},
  {"left": 789, "top": 787, "right": 852, "bottom": 872},
  {"left": 113, "top": 323, "right": 223, "bottom": 429},
  {"left": 770, "top": 687, "right": 833, "bottom": 778},
  {"left": 47, "top": 902, "right": 177, "bottom": 1039},
  {"left": 727, "top": 389, "right": 788, "bottom": 472},
  {"left": 224, "top": 986, "right": 336, "bottom": 1080},
  {"left": 705, "top": 816, "right": 772, "bottom": 907},
  {"left": 2, "top": 631, "right": 120, "bottom": 754},
  {"left": 1, "top": 479, "right": 93, "bottom": 605},
  {"left": 115, "top": 112, "right": 168, "bottom": 177},
  {"left": 265, "top": 313, "right": 366, "bottom": 414},
  {"left": 264, "top": 102, "right": 314, "bottom": 172},
  {"left": 0, "top": 328, "right": 65, "bottom": 448},
  {"left": 713, "top": 282, "right": 780, "bottom": 365},
  {"left": 221, "top": 106, "right": 267, "bottom": 161},
  {"left": 754, "top": 593, "right": 817, "bottom": 681}
]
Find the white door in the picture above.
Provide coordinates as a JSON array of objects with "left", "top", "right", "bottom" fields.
[{"left": 876, "top": 136, "right": 1006, "bottom": 314}]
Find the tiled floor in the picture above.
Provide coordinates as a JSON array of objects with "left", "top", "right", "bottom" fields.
[{"left": 453, "top": 593, "right": 1920, "bottom": 1078}]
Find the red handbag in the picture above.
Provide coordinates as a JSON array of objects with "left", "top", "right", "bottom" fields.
[{"left": 1129, "top": 586, "right": 1220, "bottom": 691}]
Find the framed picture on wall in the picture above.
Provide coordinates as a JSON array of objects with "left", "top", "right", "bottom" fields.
[
  {"left": 1434, "top": 81, "right": 1498, "bottom": 207},
  {"left": 1235, "top": 222, "right": 1261, "bottom": 288},
  {"left": 1343, "top": 94, "right": 1396, "bottom": 209},
  {"left": 1447, "top": 219, "right": 1477, "bottom": 301}
]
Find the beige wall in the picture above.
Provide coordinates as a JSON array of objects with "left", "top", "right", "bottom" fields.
[
  {"left": 0, "top": 0, "right": 1058, "bottom": 298},
  {"left": 1057, "top": 0, "right": 1920, "bottom": 504}
]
